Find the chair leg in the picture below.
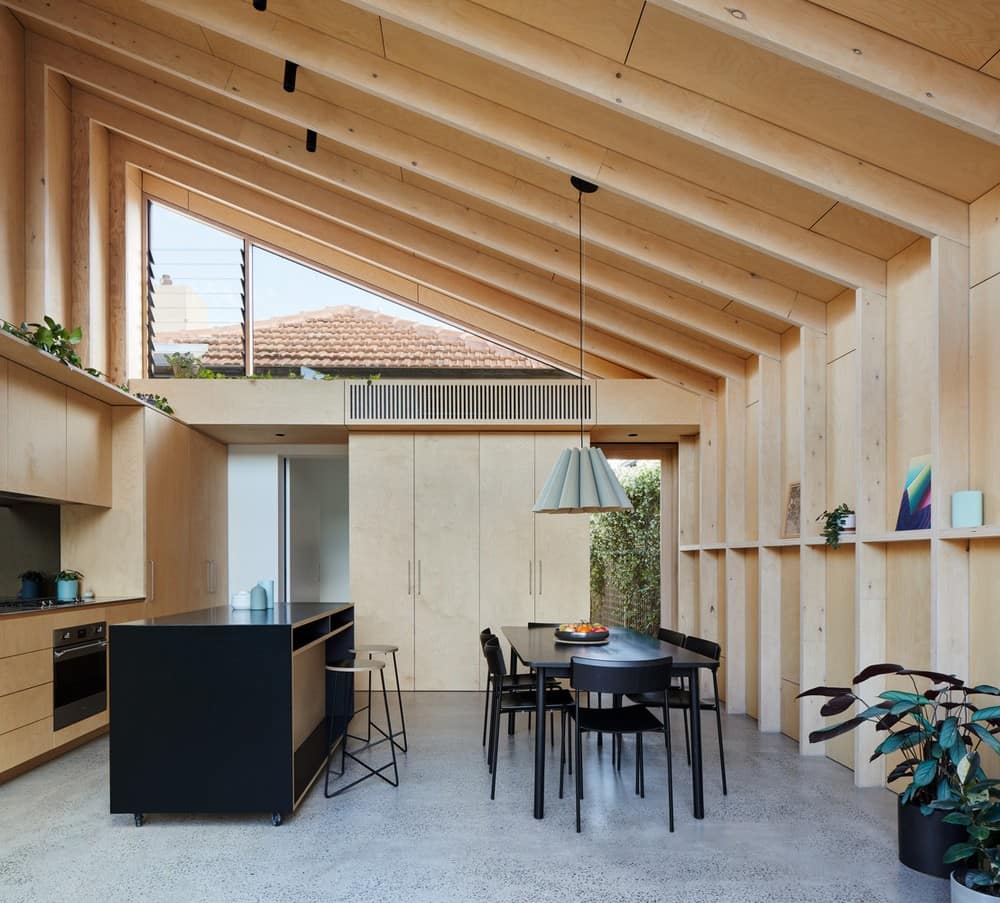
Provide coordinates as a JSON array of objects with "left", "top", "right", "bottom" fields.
[
  {"left": 596, "top": 692, "right": 603, "bottom": 749},
  {"left": 638, "top": 733, "right": 645, "bottom": 798},
  {"left": 682, "top": 705, "right": 691, "bottom": 766},
  {"left": 664, "top": 706, "right": 675, "bottom": 833},
  {"left": 482, "top": 673, "right": 491, "bottom": 747},
  {"left": 488, "top": 677, "right": 501, "bottom": 775},
  {"left": 380, "top": 669, "right": 399, "bottom": 787},
  {"left": 490, "top": 693, "right": 502, "bottom": 800},
  {"left": 559, "top": 709, "right": 565, "bottom": 799},
  {"left": 634, "top": 733, "right": 640, "bottom": 796},
  {"left": 391, "top": 650, "right": 408, "bottom": 754},
  {"left": 550, "top": 710, "right": 554, "bottom": 748},
  {"left": 714, "top": 673, "right": 728, "bottom": 796},
  {"left": 366, "top": 653, "right": 373, "bottom": 743},
  {"left": 575, "top": 718, "right": 583, "bottom": 833}
]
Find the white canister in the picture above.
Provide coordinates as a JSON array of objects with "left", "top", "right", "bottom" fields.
[
  {"left": 839, "top": 513, "right": 856, "bottom": 533},
  {"left": 231, "top": 590, "right": 251, "bottom": 610}
]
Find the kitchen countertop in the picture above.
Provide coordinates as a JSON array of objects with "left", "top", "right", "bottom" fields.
[
  {"left": 115, "top": 602, "right": 352, "bottom": 628},
  {"left": 0, "top": 596, "right": 144, "bottom": 618}
]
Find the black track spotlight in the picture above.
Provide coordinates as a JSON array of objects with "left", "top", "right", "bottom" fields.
[
  {"left": 252, "top": 0, "right": 267, "bottom": 10},
  {"left": 306, "top": 129, "right": 317, "bottom": 153},
  {"left": 283, "top": 60, "right": 298, "bottom": 93}
]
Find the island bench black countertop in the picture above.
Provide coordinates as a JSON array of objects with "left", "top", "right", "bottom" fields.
[{"left": 117, "top": 602, "right": 352, "bottom": 628}]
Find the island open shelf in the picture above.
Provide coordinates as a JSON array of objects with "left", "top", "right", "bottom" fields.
[{"left": 109, "top": 602, "right": 354, "bottom": 826}]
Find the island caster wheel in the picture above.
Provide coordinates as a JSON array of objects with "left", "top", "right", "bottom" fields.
[
  {"left": 134, "top": 814, "right": 144, "bottom": 827},
  {"left": 271, "top": 812, "right": 282, "bottom": 827}
]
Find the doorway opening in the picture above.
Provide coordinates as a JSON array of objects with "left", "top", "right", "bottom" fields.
[{"left": 589, "top": 454, "right": 664, "bottom": 635}]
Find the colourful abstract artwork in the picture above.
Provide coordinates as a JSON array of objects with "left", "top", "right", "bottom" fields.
[{"left": 895, "top": 454, "right": 931, "bottom": 531}]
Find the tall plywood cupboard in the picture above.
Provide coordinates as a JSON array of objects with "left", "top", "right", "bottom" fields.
[{"left": 349, "top": 432, "right": 590, "bottom": 691}]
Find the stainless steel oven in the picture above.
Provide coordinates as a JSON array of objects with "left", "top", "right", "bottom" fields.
[{"left": 53, "top": 622, "right": 107, "bottom": 731}]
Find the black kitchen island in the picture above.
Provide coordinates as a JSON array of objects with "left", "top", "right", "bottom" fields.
[{"left": 109, "top": 602, "right": 354, "bottom": 826}]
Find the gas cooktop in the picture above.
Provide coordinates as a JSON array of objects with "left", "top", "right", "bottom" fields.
[{"left": 0, "top": 596, "right": 87, "bottom": 612}]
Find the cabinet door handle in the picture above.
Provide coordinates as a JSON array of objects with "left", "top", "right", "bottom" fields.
[
  {"left": 529, "top": 559, "right": 533, "bottom": 595},
  {"left": 148, "top": 560, "right": 155, "bottom": 602},
  {"left": 407, "top": 560, "right": 412, "bottom": 596},
  {"left": 537, "top": 560, "right": 542, "bottom": 595},
  {"left": 206, "top": 560, "right": 212, "bottom": 593},
  {"left": 417, "top": 560, "right": 422, "bottom": 595}
]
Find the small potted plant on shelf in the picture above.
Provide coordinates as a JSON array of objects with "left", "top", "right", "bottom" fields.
[
  {"left": 799, "top": 664, "right": 1000, "bottom": 878},
  {"left": 18, "top": 570, "right": 46, "bottom": 601},
  {"left": 55, "top": 569, "right": 84, "bottom": 602},
  {"left": 817, "top": 503, "right": 855, "bottom": 549},
  {"left": 165, "top": 351, "right": 202, "bottom": 378},
  {"left": 928, "top": 751, "right": 1000, "bottom": 900}
]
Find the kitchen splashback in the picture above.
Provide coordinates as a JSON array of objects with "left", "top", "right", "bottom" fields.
[{"left": 0, "top": 501, "right": 60, "bottom": 597}]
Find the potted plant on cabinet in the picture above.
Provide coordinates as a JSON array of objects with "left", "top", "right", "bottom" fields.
[
  {"left": 55, "top": 569, "right": 84, "bottom": 602},
  {"left": 799, "top": 664, "right": 1000, "bottom": 878},
  {"left": 18, "top": 570, "right": 46, "bottom": 600},
  {"left": 817, "top": 503, "right": 855, "bottom": 549},
  {"left": 927, "top": 749, "right": 1000, "bottom": 900}
]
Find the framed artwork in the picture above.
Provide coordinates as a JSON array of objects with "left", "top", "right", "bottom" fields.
[
  {"left": 783, "top": 482, "right": 801, "bottom": 538},
  {"left": 896, "top": 454, "right": 931, "bottom": 531}
]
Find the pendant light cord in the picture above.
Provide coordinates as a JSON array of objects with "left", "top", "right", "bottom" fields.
[{"left": 578, "top": 188, "right": 585, "bottom": 448}]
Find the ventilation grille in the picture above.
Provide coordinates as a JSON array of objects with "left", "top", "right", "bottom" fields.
[{"left": 348, "top": 380, "right": 593, "bottom": 425}]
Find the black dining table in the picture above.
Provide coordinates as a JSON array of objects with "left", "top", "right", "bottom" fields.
[{"left": 502, "top": 625, "right": 720, "bottom": 820}]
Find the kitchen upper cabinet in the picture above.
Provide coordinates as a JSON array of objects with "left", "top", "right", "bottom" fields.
[
  {"left": 6, "top": 362, "right": 67, "bottom": 500},
  {"left": 65, "top": 391, "right": 111, "bottom": 506},
  {"left": 414, "top": 433, "right": 479, "bottom": 691},
  {"left": 144, "top": 409, "right": 191, "bottom": 616},
  {"left": 349, "top": 433, "right": 415, "bottom": 689},
  {"left": 188, "top": 429, "right": 228, "bottom": 610},
  {"left": 533, "top": 433, "right": 591, "bottom": 624},
  {"left": 0, "top": 359, "right": 7, "bottom": 487},
  {"left": 479, "top": 433, "right": 535, "bottom": 688}
]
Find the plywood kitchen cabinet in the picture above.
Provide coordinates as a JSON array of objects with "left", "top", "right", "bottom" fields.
[
  {"left": 65, "top": 390, "right": 111, "bottom": 506},
  {"left": 479, "top": 433, "right": 535, "bottom": 688},
  {"left": 3, "top": 360, "right": 112, "bottom": 506},
  {"left": 350, "top": 431, "right": 591, "bottom": 691},
  {"left": 188, "top": 429, "right": 228, "bottom": 609},
  {"left": 532, "top": 433, "right": 591, "bottom": 623},
  {"left": 414, "top": 433, "right": 479, "bottom": 691},
  {"left": 6, "top": 361, "right": 67, "bottom": 500},
  {"left": 143, "top": 409, "right": 190, "bottom": 616},
  {"left": 349, "top": 433, "right": 415, "bottom": 690}
]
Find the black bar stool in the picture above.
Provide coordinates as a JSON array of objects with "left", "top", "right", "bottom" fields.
[
  {"left": 324, "top": 659, "right": 399, "bottom": 798},
  {"left": 351, "top": 643, "right": 408, "bottom": 753}
]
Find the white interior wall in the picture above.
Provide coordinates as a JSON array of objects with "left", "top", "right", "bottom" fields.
[{"left": 227, "top": 445, "right": 348, "bottom": 605}]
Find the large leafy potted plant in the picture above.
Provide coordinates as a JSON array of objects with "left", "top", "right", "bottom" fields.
[
  {"left": 55, "top": 569, "right": 84, "bottom": 602},
  {"left": 800, "top": 664, "right": 1000, "bottom": 878},
  {"left": 928, "top": 751, "right": 1000, "bottom": 900},
  {"left": 18, "top": 570, "right": 46, "bottom": 600}
]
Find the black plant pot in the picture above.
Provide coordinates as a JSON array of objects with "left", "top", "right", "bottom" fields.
[{"left": 898, "top": 800, "right": 967, "bottom": 878}]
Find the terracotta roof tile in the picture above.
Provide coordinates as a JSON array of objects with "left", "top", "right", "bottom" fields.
[{"left": 156, "top": 305, "right": 548, "bottom": 371}]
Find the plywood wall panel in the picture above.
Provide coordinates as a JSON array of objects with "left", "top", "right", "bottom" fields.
[
  {"left": 886, "top": 240, "right": 933, "bottom": 533},
  {"left": 745, "top": 400, "right": 759, "bottom": 541},
  {"left": 827, "top": 289, "right": 857, "bottom": 364},
  {"left": 970, "top": 273, "right": 1000, "bottom": 524},
  {"left": 45, "top": 73, "right": 72, "bottom": 328},
  {"left": 970, "top": 539, "right": 1000, "bottom": 777},
  {"left": 779, "top": 547, "right": 800, "bottom": 741},
  {"left": 970, "top": 183, "right": 1000, "bottom": 288},
  {"left": 825, "top": 546, "right": 856, "bottom": 769},
  {"left": 0, "top": 9, "right": 24, "bottom": 325},
  {"left": 781, "top": 330, "right": 802, "bottom": 527},
  {"left": 745, "top": 549, "right": 759, "bottom": 720},
  {"left": 826, "top": 353, "right": 857, "bottom": 513}
]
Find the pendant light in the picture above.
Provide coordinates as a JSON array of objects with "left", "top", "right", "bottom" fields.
[{"left": 533, "top": 177, "right": 632, "bottom": 514}]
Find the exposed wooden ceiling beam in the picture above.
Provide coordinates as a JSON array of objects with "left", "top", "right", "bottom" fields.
[
  {"left": 33, "top": 36, "right": 787, "bottom": 354},
  {"left": 15, "top": 26, "right": 842, "bottom": 332},
  {"left": 109, "top": 0, "right": 890, "bottom": 288},
  {"left": 135, "top": 148, "right": 719, "bottom": 394},
  {"left": 647, "top": 0, "right": 1000, "bottom": 146},
  {"left": 95, "top": 102, "right": 734, "bottom": 386},
  {"left": 225, "top": 0, "right": 970, "bottom": 241},
  {"left": 74, "top": 90, "right": 751, "bottom": 379}
]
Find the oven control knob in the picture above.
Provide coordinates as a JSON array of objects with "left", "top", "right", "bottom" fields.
[{"left": 62, "top": 631, "right": 71, "bottom": 640}]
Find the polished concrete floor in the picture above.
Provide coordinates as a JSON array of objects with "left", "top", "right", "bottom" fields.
[{"left": 0, "top": 693, "right": 947, "bottom": 903}]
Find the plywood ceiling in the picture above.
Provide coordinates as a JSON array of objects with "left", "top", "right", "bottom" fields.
[{"left": 4, "top": 0, "right": 999, "bottom": 393}]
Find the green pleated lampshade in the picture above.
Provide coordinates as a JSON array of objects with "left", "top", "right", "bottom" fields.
[{"left": 533, "top": 446, "right": 633, "bottom": 513}]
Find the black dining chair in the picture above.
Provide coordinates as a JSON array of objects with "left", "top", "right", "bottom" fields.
[
  {"left": 483, "top": 636, "right": 573, "bottom": 800},
  {"left": 658, "top": 627, "right": 686, "bottom": 647},
  {"left": 563, "top": 656, "right": 675, "bottom": 833},
  {"left": 479, "top": 627, "right": 558, "bottom": 753},
  {"left": 673, "top": 635, "right": 727, "bottom": 795}
]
